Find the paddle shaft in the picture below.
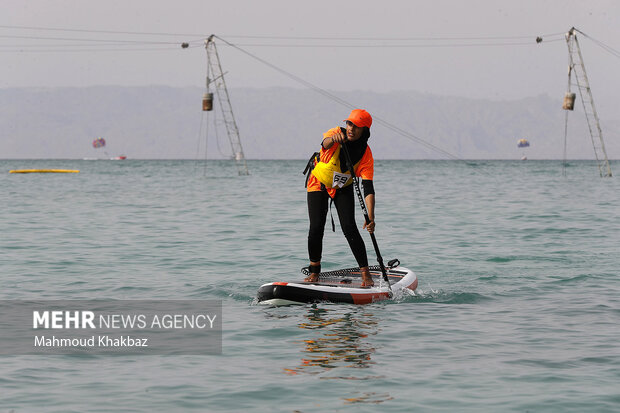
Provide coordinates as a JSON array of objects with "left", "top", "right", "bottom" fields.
[{"left": 340, "top": 141, "right": 391, "bottom": 288}]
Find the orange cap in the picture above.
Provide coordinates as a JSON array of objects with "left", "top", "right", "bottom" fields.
[{"left": 344, "top": 109, "right": 372, "bottom": 128}]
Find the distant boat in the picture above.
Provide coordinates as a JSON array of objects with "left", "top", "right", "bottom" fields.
[
  {"left": 111, "top": 155, "right": 127, "bottom": 160},
  {"left": 521, "top": 156, "right": 527, "bottom": 161}
]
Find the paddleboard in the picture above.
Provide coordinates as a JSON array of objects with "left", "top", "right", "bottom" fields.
[{"left": 257, "top": 261, "right": 417, "bottom": 306}]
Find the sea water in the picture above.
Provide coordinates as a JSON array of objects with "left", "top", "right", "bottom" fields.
[{"left": 1, "top": 159, "right": 619, "bottom": 412}]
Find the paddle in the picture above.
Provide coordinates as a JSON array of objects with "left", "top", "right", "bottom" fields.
[{"left": 340, "top": 140, "right": 392, "bottom": 294}]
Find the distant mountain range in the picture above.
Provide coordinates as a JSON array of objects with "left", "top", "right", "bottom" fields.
[{"left": 1, "top": 86, "right": 617, "bottom": 159}]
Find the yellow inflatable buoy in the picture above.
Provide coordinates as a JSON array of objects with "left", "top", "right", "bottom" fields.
[{"left": 9, "top": 169, "right": 80, "bottom": 174}]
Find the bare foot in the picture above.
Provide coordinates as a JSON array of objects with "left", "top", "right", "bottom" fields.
[
  {"left": 360, "top": 268, "right": 374, "bottom": 287},
  {"left": 304, "top": 273, "right": 319, "bottom": 282}
]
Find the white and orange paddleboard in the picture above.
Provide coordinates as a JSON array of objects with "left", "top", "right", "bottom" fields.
[{"left": 257, "top": 262, "right": 417, "bottom": 306}]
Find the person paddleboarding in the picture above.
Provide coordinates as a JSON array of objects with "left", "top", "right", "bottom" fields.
[{"left": 304, "top": 109, "right": 376, "bottom": 287}]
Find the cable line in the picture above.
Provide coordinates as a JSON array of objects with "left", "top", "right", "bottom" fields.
[
  {"left": 0, "top": 46, "right": 184, "bottom": 53},
  {"left": 0, "top": 33, "right": 180, "bottom": 45},
  {"left": 574, "top": 29, "right": 620, "bottom": 60},
  {"left": 0, "top": 24, "right": 206, "bottom": 38},
  {"left": 215, "top": 35, "right": 461, "bottom": 160},
  {"left": 0, "top": 24, "right": 566, "bottom": 49},
  {"left": 221, "top": 33, "right": 566, "bottom": 41},
  {"left": 0, "top": 24, "right": 564, "bottom": 40},
  {"left": 226, "top": 39, "right": 563, "bottom": 48}
]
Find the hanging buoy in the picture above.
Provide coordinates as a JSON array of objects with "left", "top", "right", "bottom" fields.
[
  {"left": 562, "top": 92, "right": 576, "bottom": 110},
  {"left": 202, "top": 93, "right": 213, "bottom": 111}
]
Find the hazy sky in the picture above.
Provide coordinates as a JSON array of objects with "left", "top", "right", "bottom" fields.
[{"left": 2, "top": 0, "right": 620, "bottom": 109}]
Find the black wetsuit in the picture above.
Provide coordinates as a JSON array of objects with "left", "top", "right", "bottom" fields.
[{"left": 307, "top": 128, "right": 374, "bottom": 268}]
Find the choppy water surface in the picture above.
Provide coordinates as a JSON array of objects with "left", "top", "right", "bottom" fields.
[{"left": 1, "top": 159, "right": 619, "bottom": 412}]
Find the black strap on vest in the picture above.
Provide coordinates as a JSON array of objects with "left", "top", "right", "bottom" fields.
[
  {"left": 329, "top": 197, "right": 335, "bottom": 232},
  {"left": 303, "top": 151, "right": 338, "bottom": 232},
  {"left": 302, "top": 152, "right": 320, "bottom": 188},
  {"left": 319, "top": 183, "right": 336, "bottom": 233}
]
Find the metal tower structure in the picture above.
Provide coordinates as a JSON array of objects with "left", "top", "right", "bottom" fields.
[
  {"left": 204, "top": 35, "right": 249, "bottom": 175},
  {"left": 563, "top": 27, "right": 612, "bottom": 177}
]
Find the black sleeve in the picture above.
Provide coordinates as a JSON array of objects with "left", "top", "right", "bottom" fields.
[{"left": 362, "top": 179, "right": 374, "bottom": 196}]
